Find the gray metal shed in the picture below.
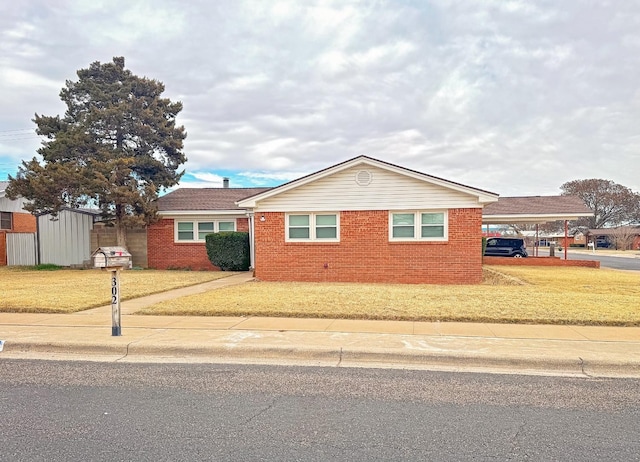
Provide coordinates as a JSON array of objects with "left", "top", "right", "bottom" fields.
[{"left": 37, "top": 208, "right": 102, "bottom": 266}]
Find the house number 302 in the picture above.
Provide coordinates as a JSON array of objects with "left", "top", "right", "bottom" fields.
[{"left": 111, "top": 275, "right": 118, "bottom": 305}]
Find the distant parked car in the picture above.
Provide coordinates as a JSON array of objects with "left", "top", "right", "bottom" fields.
[{"left": 484, "top": 237, "right": 528, "bottom": 258}]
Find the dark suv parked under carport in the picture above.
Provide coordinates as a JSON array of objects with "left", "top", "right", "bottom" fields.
[{"left": 484, "top": 237, "right": 528, "bottom": 257}]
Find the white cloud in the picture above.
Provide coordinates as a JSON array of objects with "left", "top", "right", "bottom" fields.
[
  {"left": 1, "top": 0, "right": 639, "bottom": 195},
  {"left": 238, "top": 170, "right": 308, "bottom": 184},
  {"left": 0, "top": 68, "right": 61, "bottom": 90}
]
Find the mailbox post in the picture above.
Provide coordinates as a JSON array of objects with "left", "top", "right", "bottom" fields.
[
  {"left": 91, "top": 247, "right": 132, "bottom": 336},
  {"left": 110, "top": 268, "right": 122, "bottom": 336}
]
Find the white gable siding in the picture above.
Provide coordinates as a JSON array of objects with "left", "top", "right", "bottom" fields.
[{"left": 255, "top": 165, "right": 480, "bottom": 212}]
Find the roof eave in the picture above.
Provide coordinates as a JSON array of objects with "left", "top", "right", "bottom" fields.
[
  {"left": 158, "top": 210, "right": 248, "bottom": 216},
  {"left": 482, "top": 212, "right": 593, "bottom": 224}
]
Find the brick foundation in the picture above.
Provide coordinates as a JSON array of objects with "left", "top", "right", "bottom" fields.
[
  {"left": 253, "top": 209, "right": 483, "bottom": 284},
  {"left": 483, "top": 256, "right": 600, "bottom": 268}
]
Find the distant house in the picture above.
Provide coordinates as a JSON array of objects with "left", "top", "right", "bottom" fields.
[
  {"left": 1, "top": 180, "right": 105, "bottom": 267},
  {"left": 588, "top": 227, "right": 640, "bottom": 250},
  {"left": 0, "top": 181, "right": 36, "bottom": 265}
]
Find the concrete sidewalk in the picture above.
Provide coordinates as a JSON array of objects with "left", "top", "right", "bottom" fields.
[{"left": 1, "top": 272, "right": 639, "bottom": 378}]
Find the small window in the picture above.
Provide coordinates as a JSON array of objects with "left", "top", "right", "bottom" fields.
[
  {"left": 421, "top": 213, "right": 444, "bottom": 238},
  {"left": 197, "top": 222, "right": 214, "bottom": 240},
  {"left": 288, "top": 215, "right": 310, "bottom": 239},
  {"left": 0, "top": 212, "right": 12, "bottom": 230},
  {"left": 218, "top": 221, "right": 235, "bottom": 232},
  {"left": 392, "top": 213, "right": 415, "bottom": 238},
  {"left": 177, "top": 222, "right": 194, "bottom": 241},
  {"left": 390, "top": 211, "right": 447, "bottom": 241},
  {"left": 316, "top": 214, "right": 337, "bottom": 239},
  {"left": 176, "top": 219, "right": 237, "bottom": 242},
  {"left": 286, "top": 213, "right": 339, "bottom": 241}
]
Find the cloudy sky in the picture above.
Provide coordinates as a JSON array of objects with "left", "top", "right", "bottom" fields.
[{"left": 1, "top": 0, "right": 639, "bottom": 196}]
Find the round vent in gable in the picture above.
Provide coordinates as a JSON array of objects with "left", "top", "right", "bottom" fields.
[{"left": 355, "top": 170, "right": 372, "bottom": 186}]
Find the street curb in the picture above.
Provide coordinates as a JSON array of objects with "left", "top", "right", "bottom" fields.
[
  {"left": 4, "top": 340, "right": 640, "bottom": 378},
  {"left": 3, "top": 341, "right": 129, "bottom": 357}
]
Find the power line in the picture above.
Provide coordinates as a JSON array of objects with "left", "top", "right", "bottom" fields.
[
  {"left": 0, "top": 128, "right": 41, "bottom": 142},
  {"left": 0, "top": 136, "right": 41, "bottom": 142},
  {"left": 0, "top": 128, "right": 35, "bottom": 134}
]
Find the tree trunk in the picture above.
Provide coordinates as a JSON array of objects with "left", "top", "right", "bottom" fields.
[
  {"left": 115, "top": 204, "right": 127, "bottom": 248},
  {"left": 116, "top": 222, "right": 127, "bottom": 248}
]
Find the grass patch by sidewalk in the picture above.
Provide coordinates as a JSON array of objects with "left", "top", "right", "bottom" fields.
[
  {"left": 138, "top": 266, "right": 640, "bottom": 326},
  {"left": 0, "top": 267, "right": 237, "bottom": 313}
]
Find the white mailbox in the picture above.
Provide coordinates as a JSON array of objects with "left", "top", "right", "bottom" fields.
[{"left": 92, "top": 246, "right": 132, "bottom": 269}]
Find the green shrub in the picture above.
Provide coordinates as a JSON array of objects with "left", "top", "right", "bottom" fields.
[
  {"left": 205, "top": 232, "right": 250, "bottom": 271},
  {"left": 482, "top": 237, "right": 487, "bottom": 256}
]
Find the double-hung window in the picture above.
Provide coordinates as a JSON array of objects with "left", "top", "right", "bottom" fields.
[
  {"left": 0, "top": 212, "right": 12, "bottom": 230},
  {"left": 390, "top": 211, "right": 447, "bottom": 241},
  {"left": 286, "top": 213, "right": 339, "bottom": 241},
  {"left": 175, "top": 220, "right": 236, "bottom": 242}
]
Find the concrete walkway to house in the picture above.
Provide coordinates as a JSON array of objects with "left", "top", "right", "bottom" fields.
[{"left": 1, "top": 272, "right": 639, "bottom": 378}]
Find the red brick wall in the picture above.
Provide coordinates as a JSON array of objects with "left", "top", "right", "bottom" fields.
[
  {"left": 12, "top": 212, "right": 36, "bottom": 232},
  {"left": 483, "top": 256, "right": 600, "bottom": 268},
  {"left": 237, "top": 217, "right": 249, "bottom": 232},
  {"left": 253, "top": 209, "right": 483, "bottom": 284},
  {"left": 147, "top": 217, "right": 249, "bottom": 270},
  {"left": 0, "top": 212, "right": 36, "bottom": 265}
]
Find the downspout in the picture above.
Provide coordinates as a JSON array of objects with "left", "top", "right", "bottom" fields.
[
  {"left": 564, "top": 220, "right": 568, "bottom": 260},
  {"left": 247, "top": 211, "right": 255, "bottom": 270},
  {"left": 35, "top": 214, "right": 41, "bottom": 265}
]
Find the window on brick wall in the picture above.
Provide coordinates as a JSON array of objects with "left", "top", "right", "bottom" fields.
[
  {"left": 0, "top": 212, "right": 12, "bottom": 230},
  {"left": 286, "top": 213, "right": 339, "bottom": 242},
  {"left": 389, "top": 211, "right": 447, "bottom": 241},
  {"left": 175, "top": 220, "right": 236, "bottom": 242}
]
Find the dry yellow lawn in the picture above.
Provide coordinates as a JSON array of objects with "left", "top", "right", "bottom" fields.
[
  {"left": 0, "top": 267, "right": 236, "bottom": 313},
  {"left": 139, "top": 266, "right": 640, "bottom": 326}
]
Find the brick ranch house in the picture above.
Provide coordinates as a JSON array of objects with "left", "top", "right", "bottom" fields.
[
  {"left": 0, "top": 181, "right": 37, "bottom": 265},
  {"left": 148, "top": 156, "right": 499, "bottom": 284}
]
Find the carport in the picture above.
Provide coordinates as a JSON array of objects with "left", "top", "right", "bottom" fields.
[{"left": 482, "top": 196, "right": 594, "bottom": 259}]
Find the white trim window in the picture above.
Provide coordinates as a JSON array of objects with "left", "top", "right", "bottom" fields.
[
  {"left": 175, "top": 219, "right": 237, "bottom": 242},
  {"left": 286, "top": 213, "right": 339, "bottom": 242},
  {"left": 389, "top": 211, "right": 447, "bottom": 241}
]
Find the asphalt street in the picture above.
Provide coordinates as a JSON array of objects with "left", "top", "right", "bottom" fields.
[
  {"left": 535, "top": 248, "right": 640, "bottom": 271},
  {"left": 1, "top": 360, "right": 639, "bottom": 461},
  {"left": 565, "top": 252, "right": 640, "bottom": 271}
]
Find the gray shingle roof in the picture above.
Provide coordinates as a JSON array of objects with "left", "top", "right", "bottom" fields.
[
  {"left": 157, "top": 188, "right": 272, "bottom": 211},
  {"left": 483, "top": 196, "right": 593, "bottom": 216}
]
